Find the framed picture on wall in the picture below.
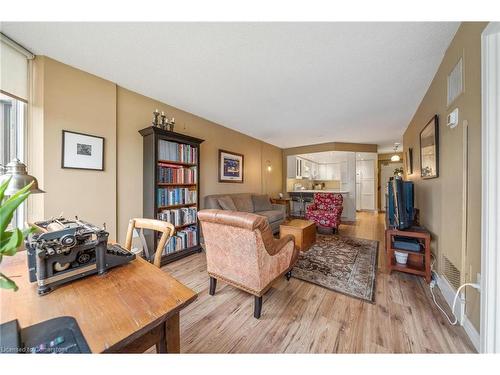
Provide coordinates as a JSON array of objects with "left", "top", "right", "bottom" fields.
[
  {"left": 62, "top": 130, "right": 105, "bottom": 171},
  {"left": 218, "top": 149, "right": 244, "bottom": 183},
  {"left": 405, "top": 147, "right": 413, "bottom": 174},
  {"left": 419, "top": 115, "right": 439, "bottom": 179}
]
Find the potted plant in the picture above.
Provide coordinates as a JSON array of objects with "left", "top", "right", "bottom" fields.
[{"left": 0, "top": 177, "right": 34, "bottom": 291}]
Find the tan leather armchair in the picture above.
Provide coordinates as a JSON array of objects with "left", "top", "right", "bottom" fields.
[{"left": 198, "top": 209, "right": 299, "bottom": 319}]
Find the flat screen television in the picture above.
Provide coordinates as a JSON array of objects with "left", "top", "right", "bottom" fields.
[{"left": 388, "top": 177, "right": 415, "bottom": 230}]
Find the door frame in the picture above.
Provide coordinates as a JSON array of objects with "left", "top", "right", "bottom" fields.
[
  {"left": 377, "top": 158, "right": 403, "bottom": 212},
  {"left": 480, "top": 22, "right": 500, "bottom": 353}
]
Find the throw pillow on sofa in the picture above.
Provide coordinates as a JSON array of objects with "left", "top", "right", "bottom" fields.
[
  {"left": 231, "top": 194, "right": 255, "bottom": 212},
  {"left": 252, "top": 194, "right": 273, "bottom": 212},
  {"left": 218, "top": 196, "right": 237, "bottom": 211}
]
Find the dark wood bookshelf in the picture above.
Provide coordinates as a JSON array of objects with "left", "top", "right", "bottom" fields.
[
  {"left": 158, "top": 160, "right": 198, "bottom": 168},
  {"left": 157, "top": 203, "right": 198, "bottom": 210},
  {"left": 157, "top": 183, "right": 197, "bottom": 187},
  {"left": 140, "top": 126, "right": 204, "bottom": 265}
]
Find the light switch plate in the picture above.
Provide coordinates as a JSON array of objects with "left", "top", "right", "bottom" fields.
[{"left": 447, "top": 108, "right": 459, "bottom": 128}]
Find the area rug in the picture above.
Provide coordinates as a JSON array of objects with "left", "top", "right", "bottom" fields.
[{"left": 292, "top": 234, "right": 378, "bottom": 302}]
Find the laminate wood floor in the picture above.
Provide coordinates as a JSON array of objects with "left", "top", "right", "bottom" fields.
[{"left": 162, "top": 212, "right": 476, "bottom": 353}]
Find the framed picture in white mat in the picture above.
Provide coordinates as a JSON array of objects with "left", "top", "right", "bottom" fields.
[{"left": 62, "top": 130, "right": 105, "bottom": 171}]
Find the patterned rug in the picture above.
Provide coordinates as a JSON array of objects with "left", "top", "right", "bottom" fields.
[{"left": 292, "top": 234, "right": 379, "bottom": 302}]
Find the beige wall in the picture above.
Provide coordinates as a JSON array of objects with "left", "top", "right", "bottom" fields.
[
  {"left": 283, "top": 141, "right": 377, "bottom": 156},
  {"left": 378, "top": 152, "right": 403, "bottom": 162},
  {"left": 403, "top": 22, "right": 487, "bottom": 331},
  {"left": 29, "top": 57, "right": 117, "bottom": 236},
  {"left": 29, "top": 57, "right": 282, "bottom": 243},
  {"left": 116, "top": 87, "right": 282, "bottom": 241}
]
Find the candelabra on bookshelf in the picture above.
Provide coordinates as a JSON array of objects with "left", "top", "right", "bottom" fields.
[{"left": 139, "top": 126, "right": 204, "bottom": 265}]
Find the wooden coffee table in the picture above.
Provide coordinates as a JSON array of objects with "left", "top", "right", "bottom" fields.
[{"left": 280, "top": 219, "right": 316, "bottom": 251}]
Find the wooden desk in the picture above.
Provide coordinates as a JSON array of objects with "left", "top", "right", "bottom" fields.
[{"left": 0, "top": 251, "right": 197, "bottom": 353}]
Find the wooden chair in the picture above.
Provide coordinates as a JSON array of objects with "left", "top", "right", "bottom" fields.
[{"left": 124, "top": 218, "right": 175, "bottom": 268}]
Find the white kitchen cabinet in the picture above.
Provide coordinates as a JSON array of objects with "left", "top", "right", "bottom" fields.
[
  {"left": 340, "top": 161, "right": 348, "bottom": 182},
  {"left": 301, "top": 159, "right": 311, "bottom": 178},
  {"left": 287, "top": 156, "right": 297, "bottom": 178},
  {"left": 311, "top": 162, "right": 319, "bottom": 179},
  {"left": 287, "top": 156, "right": 306, "bottom": 179},
  {"left": 319, "top": 164, "right": 327, "bottom": 180},
  {"left": 323, "top": 163, "right": 339, "bottom": 180}
]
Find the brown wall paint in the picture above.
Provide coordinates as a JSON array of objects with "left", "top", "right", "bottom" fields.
[
  {"left": 29, "top": 56, "right": 117, "bottom": 236},
  {"left": 378, "top": 152, "right": 403, "bottom": 162},
  {"left": 116, "top": 87, "right": 282, "bottom": 241},
  {"left": 403, "top": 22, "right": 487, "bottom": 331},
  {"left": 283, "top": 141, "right": 377, "bottom": 156},
  {"left": 29, "top": 57, "right": 283, "bottom": 243}
]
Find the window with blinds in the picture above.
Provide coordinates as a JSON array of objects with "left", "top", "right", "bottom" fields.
[
  {"left": 0, "top": 34, "right": 33, "bottom": 228},
  {"left": 0, "top": 33, "right": 33, "bottom": 102}
]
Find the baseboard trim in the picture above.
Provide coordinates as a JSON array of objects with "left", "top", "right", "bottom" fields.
[
  {"left": 435, "top": 273, "right": 464, "bottom": 321},
  {"left": 463, "top": 315, "right": 480, "bottom": 352},
  {"left": 435, "top": 273, "right": 479, "bottom": 352}
]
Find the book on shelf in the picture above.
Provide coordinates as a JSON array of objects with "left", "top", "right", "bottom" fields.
[
  {"left": 163, "top": 226, "right": 198, "bottom": 255},
  {"left": 157, "top": 165, "right": 197, "bottom": 184},
  {"left": 158, "top": 140, "right": 198, "bottom": 164},
  {"left": 158, "top": 207, "right": 197, "bottom": 227},
  {"left": 157, "top": 187, "right": 197, "bottom": 206}
]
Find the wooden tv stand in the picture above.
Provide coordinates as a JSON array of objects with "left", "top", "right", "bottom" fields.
[{"left": 385, "top": 227, "right": 431, "bottom": 283}]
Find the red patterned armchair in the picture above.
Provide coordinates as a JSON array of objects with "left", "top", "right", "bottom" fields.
[{"left": 306, "top": 193, "right": 344, "bottom": 233}]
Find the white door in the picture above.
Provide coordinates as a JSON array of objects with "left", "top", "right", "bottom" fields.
[
  {"left": 341, "top": 152, "right": 357, "bottom": 221},
  {"left": 380, "top": 162, "right": 403, "bottom": 211},
  {"left": 356, "top": 159, "right": 376, "bottom": 210}
]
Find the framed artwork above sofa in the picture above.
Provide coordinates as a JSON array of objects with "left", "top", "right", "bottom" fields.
[{"left": 218, "top": 149, "right": 244, "bottom": 183}]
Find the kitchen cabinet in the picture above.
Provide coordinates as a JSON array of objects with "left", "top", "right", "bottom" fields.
[
  {"left": 287, "top": 156, "right": 322, "bottom": 180},
  {"left": 322, "top": 163, "right": 340, "bottom": 180},
  {"left": 287, "top": 156, "right": 304, "bottom": 179},
  {"left": 319, "top": 164, "right": 327, "bottom": 180},
  {"left": 301, "top": 159, "right": 311, "bottom": 178},
  {"left": 311, "top": 162, "right": 319, "bottom": 179}
]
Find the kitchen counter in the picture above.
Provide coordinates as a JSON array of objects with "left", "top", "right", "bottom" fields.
[{"left": 287, "top": 190, "right": 349, "bottom": 194}]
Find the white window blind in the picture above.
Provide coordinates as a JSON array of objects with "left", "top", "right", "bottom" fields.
[{"left": 0, "top": 34, "right": 34, "bottom": 102}]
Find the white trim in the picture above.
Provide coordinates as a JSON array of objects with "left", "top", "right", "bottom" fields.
[
  {"left": 463, "top": 315, "right": 481, "bottom": 352},
  {"left": 436, "top": 273, "right": 465, "bottom": 321},
  {"left": 435, "top": 273, "right": 481, "bottom": 351},
  {"left": 0, "top": 32, "right": 34, "bottom": 59},
  {"left": 481, "top": 22, "right": 500, "bottom": 354}
]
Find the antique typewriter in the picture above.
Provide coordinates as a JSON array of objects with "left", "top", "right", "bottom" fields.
[{"left": 26, "top": 217, "right": 136, "bottom": 295}]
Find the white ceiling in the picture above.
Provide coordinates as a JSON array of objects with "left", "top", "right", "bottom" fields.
[{"left": 0, "top": 22, "right": 459, "bottom": 149}]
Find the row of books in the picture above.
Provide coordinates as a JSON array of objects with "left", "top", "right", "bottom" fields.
[
  {"left": 157, "top": 165, "right": 197, "bottom": 184},
  {"left": 163, "top": 226, "right": 198, "bottom": 254},
  {"left": 158, "top": 140, "right": 198, "bottom": 164},
  {"left": 157, "top": 187, "right": 197, "bottom": 207},
  {"left": 158, "top": 207, "right": 197, "bottom": 227}
]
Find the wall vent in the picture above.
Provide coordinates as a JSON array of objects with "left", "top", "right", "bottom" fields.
[
  {"left": 442, "top": 255, "right": 461, "bottom": 291},
  {"left": 447, "top": 58, "right": 463, "bottom": 106}
]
